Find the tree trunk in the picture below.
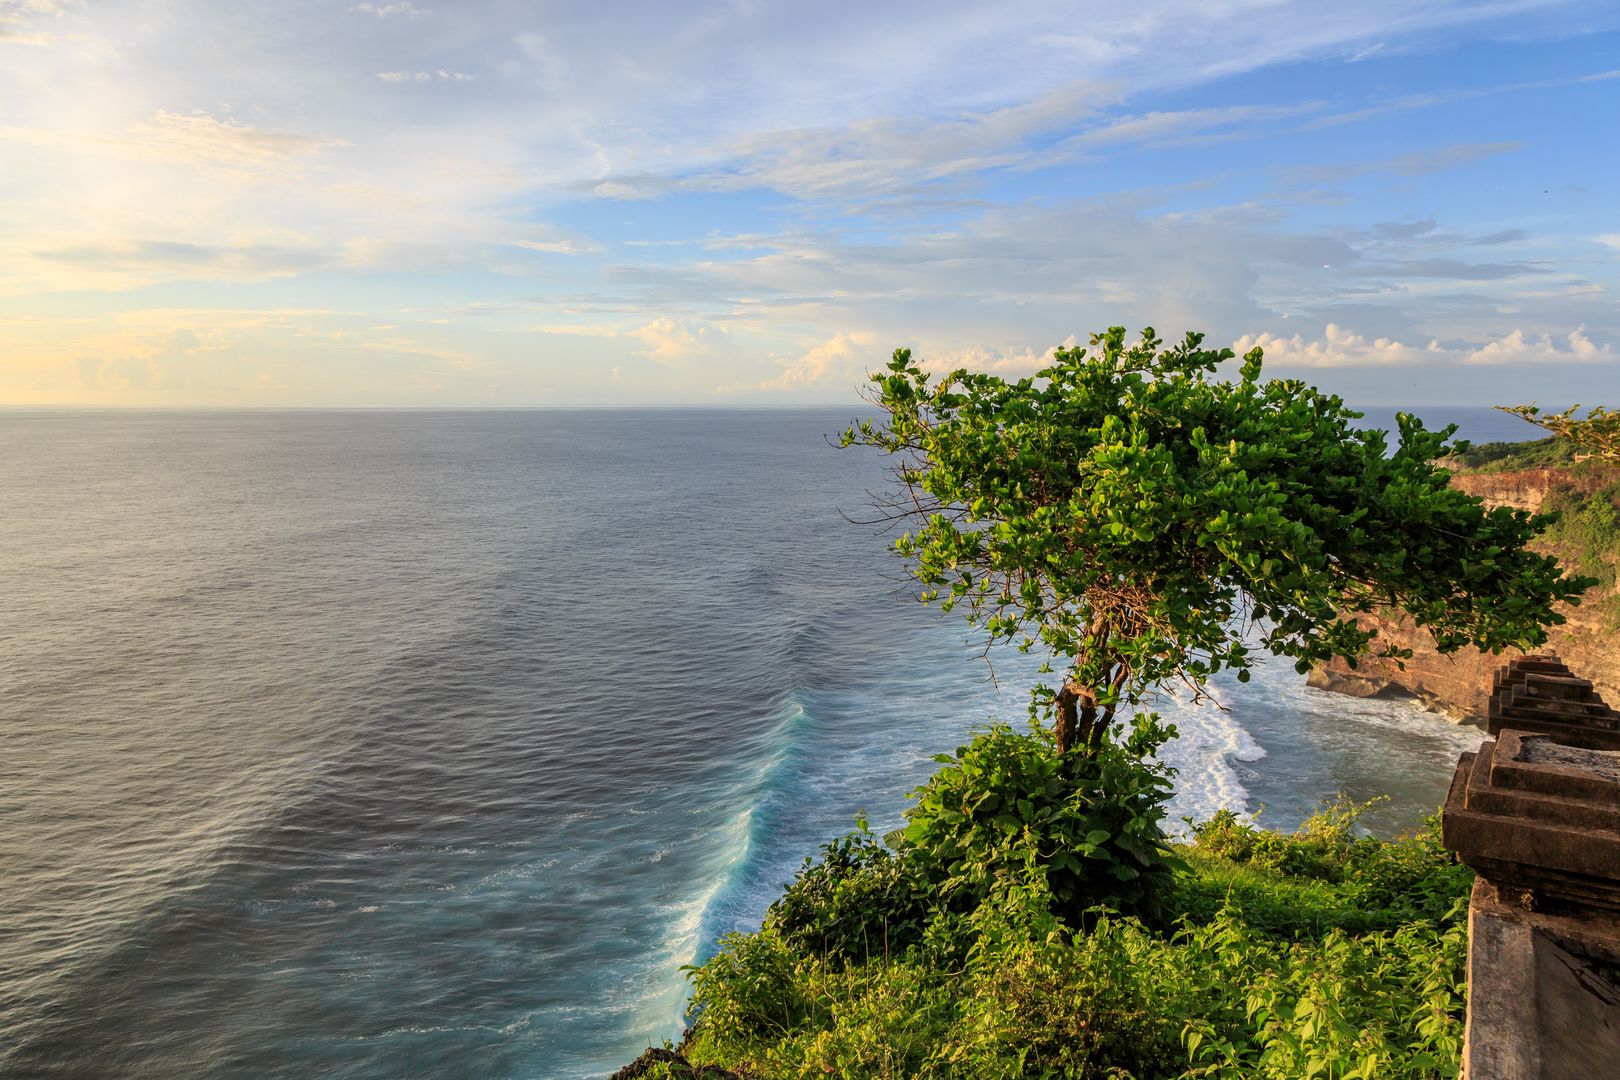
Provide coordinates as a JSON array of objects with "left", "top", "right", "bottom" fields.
[
  {"left": 1055, "top": 681, "right": 1079, "bottom": 753},
  {"left": 1055, "top": 677, "right": 1117, "bottom": 754}
]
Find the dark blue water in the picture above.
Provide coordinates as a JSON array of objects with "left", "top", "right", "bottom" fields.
[{"left": 0, "top": 407, "right": 1518, "bottom": 1078}]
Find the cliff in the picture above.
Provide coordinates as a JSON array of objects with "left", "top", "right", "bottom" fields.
[{"left": 1309, "top": 454, "right": 1620, "bottom": 725}]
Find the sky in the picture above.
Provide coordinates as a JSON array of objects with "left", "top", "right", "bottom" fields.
[{"left": 1, "top": 0, "right": 1617, "bottom": 408}]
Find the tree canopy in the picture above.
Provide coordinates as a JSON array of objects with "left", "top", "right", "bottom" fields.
[{"left": 843, "top": 327, "right": 1589, "bottom": 754}]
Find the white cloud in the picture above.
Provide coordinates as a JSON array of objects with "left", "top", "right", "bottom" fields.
[
  {"left": 507, "top": 238, "right": 600, "bottom": 256},
  {"left": 0, "top": 109, "right": 344, "bottom": 172},
  {"left": 532, "top": 323, "right": 624, "bottom": 338},
  {"left": 131, "top": 110, "right": 344, "bottom": 167},
  {"left": 634, "top": 317, "right": 735, "bottom": 367},
  {"left": 0, "top": 1, "right": 73, "bottom": 26},
  {"left": 1232, "top": 324, "right": 1441, "bottom": 367},
  {"left": 757, "top": 331, "right": 879, "bottom": 390},
  {"left": 0, "top": 0, "right": 73, "bottom": 44},
  {"left": 920, "top": 336, "right": 1080, "bottom": 377},
  {"left": 376, "top": 70, "right": 473, "bottom": 83},
  {"left": 0, "top": 0, "right": 1615, "bottom": 404},
  {"left": 1462, "top": 327, "right": 1616, "bottom": 366},
  {"left": 350, "top": 2, "right": 427, "bottom": 17},
  {"left": 1225, "top": 324, "right": 1620, "bottom": 373}
]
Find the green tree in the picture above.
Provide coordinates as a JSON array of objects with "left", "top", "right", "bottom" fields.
[
  {"left": 1499, "top": 403, "right": 1620, "bottom": 462},
  {"left": 843, "top": 327, "right": 1588, "bottom": 755}
]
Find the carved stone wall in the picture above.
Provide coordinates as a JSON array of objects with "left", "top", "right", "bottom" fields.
[{"left": 1443, "top": 656, "right": 1620, "bottom": 1079}]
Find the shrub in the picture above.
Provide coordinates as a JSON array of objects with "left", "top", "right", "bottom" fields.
[
  {"left": 955, "top": 904, "right": 1195, "bottom": 1079},
  {"left": 678, "top": 810, "right": 1474, "bottom": 1080},
  {"left": 685, "top": 927, "right": 812, "bottom": 1043},
  {"left": 901, "top": 723, "right": 1179, "bottom": 924},
  {"left": 763, "top": 819, "right": 930, "bottom": 963},
  {"left": 1174, "top": 802, "right": 1472, "bottom": 937}
]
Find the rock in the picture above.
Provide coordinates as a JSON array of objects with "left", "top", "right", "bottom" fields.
[{"left": 607, "top": 1047, "right": 746, "bottom": 1080}]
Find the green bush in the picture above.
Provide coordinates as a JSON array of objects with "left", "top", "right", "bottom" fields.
[
  {"left": 677, "top": 804, "right": 1473, "bottom": 1080},
  {"left": 954, "top": 901, "right": 1199, "bottom": 1079},
  {"left": 1541, "top": 482, "right": 1620, "bottom": 589},
  {"left": 1172, "top": 803, "right": 1472, "bottom": 938},
  {"left": 901, "top": 724, "right": 1179, "bottom": 924},
  {"left": 1180, "top": 910, "right": 1467, "bottom": 1078},
  {"left": 763, "top": 820, "right": 930, "bottom": 963},
  {"left": 685, "top": 927, "right": 813, "bottom": 1042}
]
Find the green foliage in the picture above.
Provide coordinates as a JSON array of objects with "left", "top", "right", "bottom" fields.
[
  {"left": 685, "top": 927, "right": 814, "bottom": 1043},
  {"left": 1172, "top": 805, "right": 1473, "bottom": 937},
  {"left": 1539, "top": 481, "right": 1620, "bottom": 589},
  {"left": 1438, "top": 438, "right": 1618, "bottom": 622},
  {"left": 1179, "top": 909, "right": 1467, "bottom": 1079},
  {"left": 842, "top": 327, "right": 1585, "bottom": 752},
  {"left": 1442, "top": 436, "right": 1576, "bottom": 472},
  {"left": 953, "top": 897, "right": 1201, "bottom": 1079},
  {"left": 680, "top": 807, "right": 1472, "bottom": 1080},
  {"left": 1500, "top": 403, "right": 1620, "bottom": 462},
  {"left": 763, "top": 725, "right": 1178, "bottom": 967},
  {"left": 764, "top": 820, "right": 930, "bottom": 962},
  {"left": 902, "top": 725, "right": 1178, "bottom": 923}
]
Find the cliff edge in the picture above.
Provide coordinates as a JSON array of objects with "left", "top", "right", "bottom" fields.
[{"left": 1309, "top": 446, "right": 1620, "bottom": 725}]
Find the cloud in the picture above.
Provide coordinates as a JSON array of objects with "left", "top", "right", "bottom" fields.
[
  {"left": 1370, "top": 218, "right": 1437, "bottom": 240},
  {"left": 350, "top": 2, "right": 427, "bottom": 17},
  {"left": 593, "top": 98, "right": 1331, "bottom": 207},
  {"left": 75, "top": 327, "right": 236, "bottom": 393},
  {"left": 1233, "top": 324, "right": 1442, "bottom": 367},
  {"left": 377, "top": 70, "right": 473, "bottom": 83},
  {"left": 1467, "top": 229, "right": 1528, "bottom": 246},
  {"left": 1597, "top": 234, "right": 1620, "bottom": 251},
  {"left": 1462, "top": 327, "right": 1616, "bottom": 366},
  {"left": 0, "top": 0, "right": 76, "bottom": 44},
  {"left": 530, "top": 323, "right": 624, "bottom": 337},
  {"left": 508, "top": 238, "right": 601, "bottom": 256},
  {"left": 622, "top": 80, "right": 1112, "bottom": 204},
  {"left": 0, "top": 1, "right": 73, "bottom": 25},
  {"left": 1288, "top": 141, "right": 1521, "bottom": 183},
  {"left": 757, "top": 331, "right": 879, "bottom": 390},
  {"left": 634, "top": 317, "right": 735, "bottom": 368},
  {"left": 0, "top": 109, "right": 344, "bottom": 172},
  {"left": 131, "top": 110, "right": 345, "bottom": 167},
  {"left": 919, "top": 336, "right": 1081, "bottom": 377},
  {"left": 1, "top": 1, "right": 1615, "bottom": 405},
  {"left": 1346, "top": 257, "right": 1547, "bottom": 281},
  {"left": 1227, "top": 324, "right": 1619, "bottom": 373},
  {"left": 1058, "top": 103, "right": 1322, "bottom": 152},
  {"left": 31, "top": 238, "right": 331, "bottom": 281}
]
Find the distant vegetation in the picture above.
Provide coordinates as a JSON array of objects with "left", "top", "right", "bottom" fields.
[
  {"left": 1543, "top": 481, "right": 1620, "bottom": 592},
  {"left": 1442, "top": 435, "right": 1578, "bottom": 472},
  {"left": 1441, "top": 434, "right": 1620, "bottom": 609}
]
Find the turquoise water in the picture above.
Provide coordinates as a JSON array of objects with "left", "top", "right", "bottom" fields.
[{"left": 0, "top": 408, "right": 1517, "bottom": 1077}]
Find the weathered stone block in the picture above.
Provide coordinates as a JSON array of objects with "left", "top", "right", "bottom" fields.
[{"left": 1445, "top": 656, "right": 1620, "bottom": 1077}]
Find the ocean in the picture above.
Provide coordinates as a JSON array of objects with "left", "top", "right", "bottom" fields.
[{"left": 0, "top": 407, "right": 1527, "bottom": 1078}]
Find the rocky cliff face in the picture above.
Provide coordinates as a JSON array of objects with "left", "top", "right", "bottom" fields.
[{"left": 1309, "top": 465, "right": 1619, "bottom": 726}]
